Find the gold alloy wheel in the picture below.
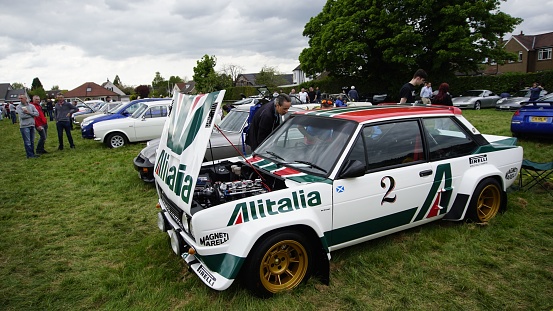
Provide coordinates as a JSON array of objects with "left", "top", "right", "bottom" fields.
[
  {"left": 476, "top": 184, "right": 501, "bottom": 222},
  {"left": 259, "top": 239, "right": 308, "bottom": 293}
]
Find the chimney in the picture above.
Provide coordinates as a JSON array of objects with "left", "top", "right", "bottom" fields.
[{"left": 520, "top": 31, "right": 524, "bottom": 36}]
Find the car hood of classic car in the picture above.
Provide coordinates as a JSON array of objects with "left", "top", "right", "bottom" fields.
[{"left": 154, "top": 91, "right": 227, "bottom": 215}]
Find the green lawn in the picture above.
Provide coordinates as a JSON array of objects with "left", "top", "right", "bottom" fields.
[{"left": 0, "top": 109, "right": 552, "bottom": 310}]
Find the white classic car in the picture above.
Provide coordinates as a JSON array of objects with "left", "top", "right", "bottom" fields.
[
  {"left": 93, "top": 100, "right": 171, "bottom": 148},
  {"left": 154, "top": 91, "right": 523, "bottom": 297}
]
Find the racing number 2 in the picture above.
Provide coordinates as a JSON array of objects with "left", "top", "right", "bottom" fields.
[{"left": 380, "top": 176, "right": 396, "bottom": 205}]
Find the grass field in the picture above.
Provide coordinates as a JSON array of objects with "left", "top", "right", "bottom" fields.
[{"left": 0, "top": 109, "right": 552, "bottom": 310}]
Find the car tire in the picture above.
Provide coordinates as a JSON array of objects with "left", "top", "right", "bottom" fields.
[
  {"left": 105, "top": 132, "right": 127, "bottom": 148},
  {"left": 466, "top": 178, "right": 505, "bottom": 222},
  {"left": 243, "top": 230, "right": 311, "bottom": 297},
  {"left": 474, "top": 101, "right": 481, "bottom": 110}
]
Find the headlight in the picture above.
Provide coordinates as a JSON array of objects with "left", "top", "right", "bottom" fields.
[
  {"left": 497, "top": 98, "right": 505, "bottom": 104},
  {"left": 81, "top": 120, "right": 91, "bottom": 128}
]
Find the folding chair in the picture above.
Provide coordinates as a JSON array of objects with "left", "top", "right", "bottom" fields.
[{"left": 518, "top": 159, "right": 553, "bottom": 195}]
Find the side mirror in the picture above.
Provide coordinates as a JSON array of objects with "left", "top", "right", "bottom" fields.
[{"left": 339, "top": 160, "right": 366, "bottom": 178}]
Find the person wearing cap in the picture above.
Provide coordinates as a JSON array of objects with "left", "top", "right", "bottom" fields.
[{"left": 348, "top": 86, "right": 359, "bottom": 102}]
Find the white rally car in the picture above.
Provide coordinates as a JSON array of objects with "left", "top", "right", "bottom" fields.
[{"left": 154, "top": 91, "right": 523, "bottom": 297}]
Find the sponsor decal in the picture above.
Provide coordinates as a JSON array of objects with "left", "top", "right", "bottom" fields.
[
  {"left": 505, "top": 167, "right": 518, "bottom": 180},
  {"left": 335, "top": 185, "right": 345, "bottom": 193},
  {"left": 155, "top": 149, "right": 194, "bottom": 203},
  {"left": 200, "top": 232, "right": 229, "bottom": 246},
  {"left": 414, "top": 163, "right": 453, "bottom": 221},
  {"left": 469, "top": 154, "right": 488, "bottom": 167},
  {"left": 227, "top": 190, "right": 322, "bottom": 226},
  {"left": 197, "top": 265, "right": 216, "bottom": 286}
]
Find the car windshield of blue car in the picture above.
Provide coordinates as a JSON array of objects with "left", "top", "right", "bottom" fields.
[
  {"left": 255, "top": 115, "right": 357, "bottom": 176},
  {"left": 108, "top": 103, "right": 123, "bottom": 113},
  {"left": 131, "top": 103, "right": 148, "bottom": 118},
  {"left": 218, "top": 109, "right": 248, "bottom": 132}
]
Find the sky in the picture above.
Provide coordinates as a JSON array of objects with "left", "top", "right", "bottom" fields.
[{"left": 1, "top": 0, "right": 552, "bottom": 91}]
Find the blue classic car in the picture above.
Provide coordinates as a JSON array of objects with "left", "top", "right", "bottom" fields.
[
  {"left": 80, "top": 98, "right": 167, "bottom": 139},
  {"left": 511, "top": 100, "right": 553, "bottom": 137}
]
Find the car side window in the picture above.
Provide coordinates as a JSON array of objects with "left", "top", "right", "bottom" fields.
[
  {"left": 364, "top": 120, "right": 424, "bottom": 170},
  {"left": 345, "top": 135, "right": 367, "bottom": 169},
  {"left": 144, "top": 106, "right": 168, "bottom": 118},
  {"left": 422, "top": 117, "right": 478, "bottom": 161}
]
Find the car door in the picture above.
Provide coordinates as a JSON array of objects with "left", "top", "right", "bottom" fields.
[
  {"left": 330, "top": 120, "right": 435, "bottom": 249},
  {"left": 133, "top": 105, "right": 168, "bottom": 141}
]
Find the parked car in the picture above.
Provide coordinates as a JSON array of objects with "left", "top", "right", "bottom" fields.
[
  {"left": 93, "top": 100, "right": 171, "bottom": 148},
  {"left": 75, "top": 100, "right": 104, "bottom": 113},
  {"left": 73, "top": 102, "right": 122, "bottom": 125},
  {"left": 452, "top": 90, "right": 501, "bottom": 109},
  {"left": 133, "top": 103, "right": 305, "bottom": 182},
  {"left": 72, "top": 101, "right": 105, "bottom": 124},
  {"left": 511, "top": 99, "right": 553, "bottom": 137},
  {"left": 81, "top": 98, "right": 166, "bottom": 139},
  {"left": 154, "top": 91, "right": 523, "bottom": 297},
  {"left": 496, "top": 89, "right": 548, "bottom": 111}
]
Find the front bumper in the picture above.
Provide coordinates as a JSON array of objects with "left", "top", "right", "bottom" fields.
[
  {"left": 133, "top": 154, "right": 155, "bottom": 182},
  {"left": 157, "top": 208, "right": 235, "bottom": 291},
  {"left": 81, "top": 126, "right": 94, "bottom": 139}
]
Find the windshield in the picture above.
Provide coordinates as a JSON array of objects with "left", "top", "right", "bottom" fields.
[
  {"left": 131, "top": 103, "right": 147, "bottom": 118},
  {"left": 513, "top": 90, "right": 530, "bottom": 97},
  {"left": 462, "top": 91, "right": 483, "bottom": 97},
  {"left": 255, "top": 115, "right": 357, "bottom": 176},
  {"left": 108, "top": 103, "right": 122, "bottom": 113},
  {"left": 232, "top": 98, "right": 256, "bottom": 106},
  {"left": 218, "top": 109, "right": 249, "bottom": 132}
]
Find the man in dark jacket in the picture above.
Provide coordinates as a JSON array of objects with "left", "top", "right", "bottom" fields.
[{"left": 248, "top": 94, "right": 291, "bottom": 150}]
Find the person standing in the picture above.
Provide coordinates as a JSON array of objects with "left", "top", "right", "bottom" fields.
[
  {"left": 9, "top": 102, "right": 17, "bottom": 124},
  {"left": 348, "top": 86, "right": 359, "bottom": 102},
  {"left": 420, "top": 82, "right": 433, "bottom": 105},
  {"left": 16, "top": 95, "right": 39, "bottom": 158},
  {"left": 430, "top": 83, "right": 453, "bottom": 106},
  {"left": 308, "top": 87, "right": 316, "bottom": 103},
  {"left": 30, "top": 95, "right": 49, "bottom": 154},
  {"left": 315, "top": 87, "right": 322, "bottom": 103},
  {"left": 529, "top": 82, "right": 544, "bottom": 102},
  {"left": 298, "top": 88, "right": 309, "bottom": 103},
  {"left": 54, "top": 94, "right": 78, "bottom": 150},
  {"left": 399, "top": 69, "right": 428, "bottom": 104},
  {"left": 247, "top": 94, "right": 292, "bottom": 150},
  {"left": 46, "top": 100, "right": 54, "bottom": 121}
]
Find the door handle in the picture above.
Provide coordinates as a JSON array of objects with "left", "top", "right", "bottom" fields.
[{"left": 419, "top": 169, "right": 433, "bottom": 177}]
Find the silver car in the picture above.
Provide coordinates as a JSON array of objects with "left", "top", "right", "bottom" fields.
[
  {"left": 452, "top": 90, "right": 501, "bottom": 110},
  {"left": 496, "top": 89, "right": 548, "bottom": 111},
  {"left": 133, "top": 103, "right": 303, "bottom": 182}
]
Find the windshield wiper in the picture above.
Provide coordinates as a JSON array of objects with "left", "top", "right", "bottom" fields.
[
  {"left": 263, "top": 151, "right": 285, "bottom": 161},
  {"left": 294, "top": 160, "right": 327, "bottom": 173}
]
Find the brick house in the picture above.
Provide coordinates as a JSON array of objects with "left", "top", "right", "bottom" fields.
[
  {"left": 63, "top": 82, "right": 120, "bottom": 102},
  {"left": 486, "top": 31, "right": 553, "bottom": 75}
]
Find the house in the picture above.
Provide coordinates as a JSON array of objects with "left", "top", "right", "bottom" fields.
[
  {"left": 101, "top": 80, "right": 130, "bottom": 101},
  {"left": 63, "top": 82, "right": 120, "bottom": 102},
  {"left": 172, "top": 81, "right": 196, "bottom": 95},
  {"left": 0, "top": 83, "right": 28, "bottom": 104},
  {"left": 235, "top": 70, "right": 300, "bottom": 87},
  {"left": 486, "top": 31, "right": 553, "bottom": 75}
]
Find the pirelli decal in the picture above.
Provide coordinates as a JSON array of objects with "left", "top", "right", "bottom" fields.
[{"left": 469, "top": 155, "right": 487, "bottom": 167}]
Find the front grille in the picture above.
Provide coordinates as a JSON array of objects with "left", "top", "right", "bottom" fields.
[{"left": 160, "top": 189, "right": 184, "bottom": 229}]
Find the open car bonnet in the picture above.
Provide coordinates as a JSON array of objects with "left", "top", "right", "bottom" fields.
[{"left": 154, "top": 91, "right": 225, "bottom": 214}]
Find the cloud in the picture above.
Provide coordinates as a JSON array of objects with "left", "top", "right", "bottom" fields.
[{"left": 1, "top": 0, "right": 551, "bottom": 90}]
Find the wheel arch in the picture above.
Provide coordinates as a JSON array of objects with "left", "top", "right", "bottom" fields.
[
  {"left": 105, "top": 131, "right": 129, "bottom": 147},
  {"left": 238, "top": 224, "right": 330, "bottom": 285}
]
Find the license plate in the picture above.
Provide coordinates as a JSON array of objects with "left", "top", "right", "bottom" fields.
[{"left": 530, "top": 116, "right": 549, "bottom": 123}]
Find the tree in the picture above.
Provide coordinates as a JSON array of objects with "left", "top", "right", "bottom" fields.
[
  {"left": 29, "top": 87, "right": 47, "bottom": 100},
  {"left": 135, "top": 85, "right": 151, "bottom": 99},
  {"left": 113, "top": 75, "right": 122, "bottom": 86},
  {"left": 51, "top": 85, "right": 60, "bottom": 91},
  {"left": 221, "top": 64, "right": 244, "bottom": 86},
  {"left": 31, "top": 77, "right": 43, "bottom": 90},
  {"left": 167, "top": 75, "right": 184, "bottom": 96},
  {"left": 255, "top": 66, "right": 288, "bottom": 88},
  {"left": 193, "top": 55, "right": 219, "bottom": 93},
  {"left": 299, "top": 0, "right": 522, "bottom": 92},
  {"left": 12, "top": 82, "right": 24, "bottom": 89},
  {"left": 151, "top": 72, "right": 167, "bottom": 97}
]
